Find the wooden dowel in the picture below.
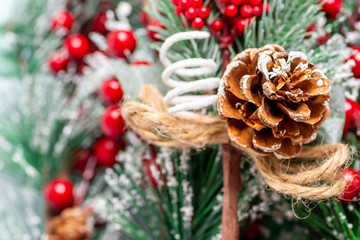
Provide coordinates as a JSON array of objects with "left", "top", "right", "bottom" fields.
[{"left": 221, "top": 144, "right": 242, "bottom": 240}]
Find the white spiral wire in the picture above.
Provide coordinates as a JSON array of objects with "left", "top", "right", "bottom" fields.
[{"left": 159, "top": 31, "right": 221, "bottom": 117}]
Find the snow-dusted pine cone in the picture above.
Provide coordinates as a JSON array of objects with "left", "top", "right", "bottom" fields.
[{"left": 218, "top": 44, "right": 330, "bottom": 158}]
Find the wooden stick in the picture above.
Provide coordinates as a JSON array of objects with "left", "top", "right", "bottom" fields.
[{"left": 221, "top": 144, "right": 242, "bottom": 240}]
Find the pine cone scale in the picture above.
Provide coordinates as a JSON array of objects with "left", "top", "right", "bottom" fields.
[
  {"left": 258, "top": 97, "right": 284, "bottom": 128},
  {"left": 239, "top": 75, "right": 261, "bottom": 106},
  {"left": 272, "top": 116, "right": 300, "bottom": 138},
  {"left": 218, "top": 84, "right": 244, "bottom": 120},
  {"left": 253, "top": 129, "right": 283, "bottom": 152},
  {"left": 262, "top": 81, "right": 286, "bottom": 101},
  {"left": 302, "top": 101, "right": 327, "bottom": 125},
  {"left": 223, "top": 61, "right": 249, "bottom": 100},
  {"left": 277, "top": 102, "right": 311, "bottom": 122},
  {"left": 227, "top": 119, "right": 254, "bottom": 148},
  {"left": 274, "top": 138, "right": 302, "bottom": 159}
]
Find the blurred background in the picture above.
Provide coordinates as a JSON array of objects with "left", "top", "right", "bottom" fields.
[
  {"left": 0, "top": 0, "right": 13, "bottom": 85},
  {"left": 1, "top": 0, "right": 360, "bottom": 239}
]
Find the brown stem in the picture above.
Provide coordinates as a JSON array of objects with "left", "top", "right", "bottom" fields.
[
  {"left": 353, "top": 0, "right": 360, "bottom": 22},
  {"left": 74, "top": 156, "right": 98, "bottom": 205},
  {"left": 214, "top": 0, "right": 225, "bottom": 14},
  {"left": 343, "top": 0, "right": 360, "bottom": 34},
  {"left": 222, "top": 48, "right": 231, "bottom": 72},
  {"left": 221, "top": 144, "right": 242, "bottom": 240},
  {"left": 207, "top": 24, "right": 223, "bottom": 42},
  {"left": 148, "top": 144, "right": 157, "bottom": 160},
  {"left": 221, "top": 18, "right": 232, "bottom": 72}
]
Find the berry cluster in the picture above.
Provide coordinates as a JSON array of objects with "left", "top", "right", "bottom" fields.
[
  {"left": 95, "top": 76, "right": 127, "bottom": 167},
  {"left": 172, "top": 0, "right": 210, "bottom": 30},
  {"left": 48, "top": 10, "right": 93, "bottom": 74},
  {"left": 171, "top": 0, "right": 268, "bottom": 35},
  {"left": 44, "top": 3, "right": 145, "bottom": 213},
  {"left": 44, "top": 77, "right": 127, "bottom": 212},
  {"left": 218, "top": 0, "right": 267, "bottom": 35},
  {"left": 170, "top": 0, "right": 269, "bottom": 70},
  {"left": 72, "top": 76, "right": 126, "bottom": 169},
  {"left": 48, "top": 8, "right": 137, "bottom": 74}
]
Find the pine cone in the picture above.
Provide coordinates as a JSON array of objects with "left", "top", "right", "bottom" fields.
[
  {"left": 47, "top": 207, "right": 92, "bottom": 240},
  {"left": 218, "top": 44, "right": 330, "bottom": 158}
]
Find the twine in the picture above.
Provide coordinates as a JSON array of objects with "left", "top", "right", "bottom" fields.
[
  {"left": 122, "top": 85, "right": 228, "bottom": 148},
  {"left": 122, "top": 85, "right": 350, "bottom": 200}
]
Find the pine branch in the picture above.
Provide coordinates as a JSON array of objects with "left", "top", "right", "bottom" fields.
[
  {"left": 101, "top": 136, "right": 225, "bottom": 240},
  {"left": 239, "top": 0, "right": 321, "bottom": 51}
]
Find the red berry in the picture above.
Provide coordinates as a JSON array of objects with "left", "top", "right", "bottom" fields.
[
  {"left": 73, "top": 148, "right": 92, "bottom": 172},
  {"left": 250, "top": 0, "right": 262, "bottom": 5},
  {"left": 341, "top": 168, "right": 360, "bottom": 203},
  {"left": 211, "top": 19, "right": 224, "bottom": 31},
  {"left": 343, "top": 98, "right": 360, "bottom": 134},
  {"left": 130, "top": 61, "right": 150, "bottom": 66},
  {"left": 94, "top": 137, "right": 123, "bottom": 167},
  {"left": 92, "top": 12, "right": 108, "bottom": 35},
  {"left": 346, "top": 47, "right": 360, "bottom": 78},
  {"left": 100, "top": 77, "right": 124, "bottom": 105},
  {"left": 231, "top": 0, "right": 242, "bottom": 6},
  {"left": 100, "top": 106, "right": 126, "bottom": 138},
  {"left": 240, "top": 4, "right": 253, "bottom": 18},
  {"left": 179, "top": 0, "right": 190, "bottom": 9},
  {"left": 190, "top": 0, "right": 203, "bottom": 7},
  {"left": 51, "top": 11, "right": 74, "bottom": 32},
  {"left": 306, "top": 24, "right": 316, "bottom": 32},
  {"left": 107, "top": 30, "right": 137, "bottom": 58},
  {"left": 198, "top": 6, "right": 210, "bottom": 19},
  {"left": 252, "top": 5, "right": 262, "bottom": 16},
  {"left": 44, "top": 179, "right": 74, "bottom": 212},
  {"left": 225, "top": 5, "right": 238, "bottom": 18},
  {"left": 322, "top": 0, "right": 342, "bottom": 20},
  {"left": 146, "top": 20, "right": 165, "bottom": 42},
  {"left": 64, "top": 34, "right": 91, "bottom": 60},
  {"left": 185, "top": 7, "right": 198, "bottom": 21},
  {"left": 48, "top": 51, "right": 69, "bottom": 73},
  {"left": 236, "top": 19, "right": 247, "bottom": 32},
  {"left": 221, "top": 0, "right": 230, "bottom": 3},
  {"left": 172, "top": 0, "right": 180, "bottom": 5},
  {"left": 317, "top": 32, "right": 331, "bottom": 45},
  {"left": 191, "top": 17, "right": 205, "bottom": 29},
  {"left": 175, "top": 6, "right": 183, "bottom": 17}
]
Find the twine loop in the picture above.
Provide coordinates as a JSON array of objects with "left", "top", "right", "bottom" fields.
[
  {"left": 122, "top": 85, "right": 350, "bottom": 201},
  {"left": 159, "top": 31, "right": 221, "bottom": 117}
]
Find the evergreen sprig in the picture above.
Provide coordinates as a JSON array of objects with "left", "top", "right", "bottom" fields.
[
  {"left": 241, "top": 0, "right": 321, "bottom": 51},
  {"left": 104, "top": 145, "right": 224, "bottom": 240}
]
